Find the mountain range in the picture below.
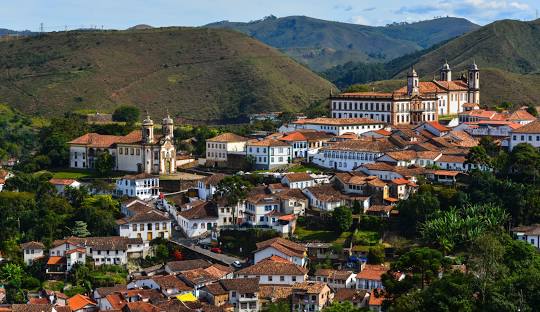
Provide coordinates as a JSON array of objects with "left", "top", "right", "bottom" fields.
[
  {"left": 206, "top": 16, "right": 480, "bottom": 71},
  {"left": 0, "top": 27, "right": 333, "bottom": 122}
]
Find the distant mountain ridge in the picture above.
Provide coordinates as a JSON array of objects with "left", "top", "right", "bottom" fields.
[
  {"left": 0, "top": 27, "right": 333, "bottom": 122},
  {"left": 205, "top": 16, "right": 480, "bottom": 71}
]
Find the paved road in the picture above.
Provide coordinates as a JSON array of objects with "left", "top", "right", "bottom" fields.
[{"left": 169, "top": 239, "right": 244, "bottom": 266}]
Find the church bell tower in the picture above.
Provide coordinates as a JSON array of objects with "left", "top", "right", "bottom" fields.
[
  {"left": 467, "top": 61, "right": 480, "bottom": 104},
  {"left": 142, "top": 113, "right": 154, "bottom": 144}
]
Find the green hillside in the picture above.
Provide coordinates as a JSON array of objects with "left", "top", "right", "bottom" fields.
[
  {"left": 0, "top": 27, "right": 333, "bottom": 122},
  {"left": 394, "top": 19, "right": 540, "bottom": 77},
  {"left": 206, "top": 16, "right": 479, "bottom": 71}
]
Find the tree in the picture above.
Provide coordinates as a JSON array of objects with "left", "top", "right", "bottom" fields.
[
  {"left": 367, "top": 245, "right": 385, "bottom": 264},
  {"left": 391, "top": 247, "right": 444, "bottom": 289},
  {"left": 352, "top": 200, "right": 363, "bottom": 214},
  {"left": 71, "top": 221, "right": 91, "bottom": 237},
  {"left": 526, "top": 105, "right": 538, "bottom": 117},
  {"left": 217, "top": 176, "right": 252, "bottom": 224},
  {"left": 468, "top": 234, "right": 506, "bottom": 305},
  {"left": 94, "top": 151, "right": 115, "bottom": 177},
  {"left": 0, "top": 263, "right": 25, "bottom": 303},
  {"left": 112, "top": 105, "right": 140, "bottom": 123},
  {"left": 507, "top": 143, "right": 540, "bottom": 183},
  {"left": 396, "top": 191, "right": 440, "bottom": 237},
  {"left": 332, "top": 206, "right": 353, "bottom": 233},
  {"left": 466, "top": 145, "right": 491, "bottom": 168}
]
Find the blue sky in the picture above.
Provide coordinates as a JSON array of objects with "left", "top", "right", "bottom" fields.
[{"left": 0, "top": 0, "right": 537, "bottom": 31}]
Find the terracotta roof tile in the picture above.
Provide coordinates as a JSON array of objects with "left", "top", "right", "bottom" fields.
[
  {"left": 207, "top": 132, "right": 249, "bottom": 142},
  {"left": 512, "top": 120, "right": 540, "bottom": 134},
  {"left": 67, "top": 294, "right": 96, "bottom": 311},
  {"left": 256, "top": 237, "right": 306, "bottom": 258},
  {"left": 283, "top": 173, "right": 313, "bottom": 183},
  {"left": 177, "top": 201, "right": 218, "bottom": 220},
  {"left": 49, "top": 178, "right": 78, "bottom": 186},
  {"left": 357, "top": 264, "right": 389, "bottom": 281},
  {"left": 20, "top": 241, "right": 45, "bottom": 250},
  {"left": 247, "top": 138, "right": 290, "bottom": 147},
  {"left": 236, "top": 257, "right": 308, "bottom": 276}
]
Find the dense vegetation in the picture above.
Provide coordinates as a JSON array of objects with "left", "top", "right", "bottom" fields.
[
  {"left": 383, "top": 138, "right": 540, "bottom": 311},
  {"left": 0, "top": 27, "right": 332, "bottom": 122},
  {"left": 207, "top": 16, "right": 478, "bottom": 71}
]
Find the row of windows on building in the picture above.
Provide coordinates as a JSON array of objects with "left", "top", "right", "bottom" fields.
[
  {"left": 332, "top": 100, "right": 439, "bottom": 112},
  {"left": 323, "top": 151, "right": 380, "bottom": 160},
  {"left": 207, "top": 142, "right": 226, "bottom": 149},
  {"left": 119, "top": 147, "right": 141, "bottom": 156},
  {"left": 207, "top": 151, "right": 225, "bottom": 158},
  {"left": 131, "top": 222, "right": 169, "bottom": 231},
  {"left": 120, "top": 179, "right": 158, "bottom": 187},
  {"left": 248, "top": 147, "right": 288, "bottom": 154},
  {"left": 332, "top": 112, "right": 390, "bottom": 123},
  {"left": 255, "top": 156, "right": 287, "bottom": 163},
  {"left": 512, "top": 134, "right": 540, "bottom": 142}
]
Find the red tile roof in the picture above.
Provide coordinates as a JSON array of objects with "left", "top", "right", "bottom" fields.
[
  {"left": 68, "top": 130, "right": 143, "bottom": 148},
  {"left": 49, "top": 178, "right": 77, "bottom": 186},
  {"left": 256, "top": 237, "right": 306, "bottom": 258},
  {"left": 47, "top": 256, "right": 64, "bottom": 265},
  {"left": 283, "top": 173, "right": 313, "bottom": 183},
  {"left": 67, "top": 294, "right": 96, "bottom": 311},
  {"left": 512, "top": 120, "right": 540, "bottom": 134},
  {"left": 207, "top": 132, "right": 249, "bottom": 142},
  {"left": 357, "top": 264, "right": 389, "bottom": 281},
  {"left": 247, "top": 138, "right": 290, "bottom": 147}
]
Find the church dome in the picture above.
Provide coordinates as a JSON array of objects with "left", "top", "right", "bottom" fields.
[
  {"left": 408, "top": 68, "right": 418, "bottom": 76},
  {"left": 469, "top": 62, "right": 478, "bottom": 70}
]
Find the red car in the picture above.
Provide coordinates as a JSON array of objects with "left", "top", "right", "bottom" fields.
[{"left": 210, "top": 247, "right": 222, "bottom": 254}]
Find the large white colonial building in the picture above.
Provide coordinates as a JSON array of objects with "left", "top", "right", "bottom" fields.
[
  {"left": 68, "top": 114, "right": 176, "bottom": 175},
  {"left": 330, "top": 62, "right": 481, "bottom": 125}
]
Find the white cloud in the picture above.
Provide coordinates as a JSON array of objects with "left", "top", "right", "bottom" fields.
[{"left": 351, "top": 15, "right": 369, "bottom": 25}]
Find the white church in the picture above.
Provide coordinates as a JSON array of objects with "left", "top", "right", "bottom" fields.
[{"left": 68, "top": 114, "right": 177, "bottom": 174}]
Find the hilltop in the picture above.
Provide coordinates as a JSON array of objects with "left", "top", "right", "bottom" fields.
[
  {"left": 206, "top": 16, "right": 479, "bottom": 71},
  {"left": 0, "top": 27, "right": 333, "bottom": 122}
]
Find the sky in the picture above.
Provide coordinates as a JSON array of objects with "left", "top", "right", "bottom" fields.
[{"left": 0, "top": 0, "right": 538, "bottom": 32}]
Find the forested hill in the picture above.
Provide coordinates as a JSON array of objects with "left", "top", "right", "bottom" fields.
[
  {"left": 206, "top": 16, "right": 479, "bottom": 71},
  {"left": 0, "top": 27, "right": 333, "bottom": 122},
  {"left": 324, "top": 19, "right": 540, "bottom": 108}
]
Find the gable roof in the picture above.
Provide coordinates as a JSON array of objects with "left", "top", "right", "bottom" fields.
[
  {"left": 20, "top": 241, "right": 45, "bottom": 250},
  {"left": 207, "top": 132, "right": 249, "bottom": 142},
  {"left": 512, "top": 120, "right": 540, "bottom": 134},
  {"left": 357, "top": 264, "right": 389, "bottom": 281},
  {"left": 166, "top": 259, "right": 212, "bottom": 273},
  {"left": 177, "top": 201, "right": 218, "bottom": 220},
  {"left": 67, "top": 294, "right": 96, "bottom": 311},
  {"left": 68, "top": 130, "right": 144, "bottom": 148},
  {"left": 293, "top": 117, "right": 384, "bottom": 126},
  {"left": 236, "top": 257, "right": 308, "bottom": 276},
  {"left": 247, "top": 138, "right": 290, "bottom": 147},
  {"left": 220, "top": 278, "right": 260, "bottom": 293},
  {"left": 283, "top": 173, "right": 313, "bottom": 183},
  {"left": 256, "top": 237, "right": 306, "bottom": 258},
  {"left": 49, "top": 178, "right": 78, "bottom": 186},
  {"left": 152, "top": 275, "right": 192, "bottom": 291}
]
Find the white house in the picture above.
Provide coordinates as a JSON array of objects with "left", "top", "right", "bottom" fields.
[
  {"left": 49, "top": 178, "right": 81, "bottom": 195},
  {"left": 356, "top": 265, "right": 389, "bottom": 291},
  {"left": 235, "top": 256, "right": 308, "bottom": 285},
  {"left": 287, "top": 118, "right": 386, "bottom": 136},
  {"left": 279, "top": 131, "right": 334, "bottom": 160},
  {"left": 197, "top": 174, "right": 226, "bottom": 200},
  {"left": 115, "top": 173, "right": 159, "bottom": 200},
  {"left": 509, "top": 120, "right": 540, "bottom": 150},
  {"left": 246, "top": 139, "right": 291, "bottom": 170},
  {"left": 254, "top": 237, "right": 307, "bottom": 266},
  {"left": 176, "top": 201, "right": 219, "bottom": 238},
  {"left": 218, "top": 278, "right": 260, "bottom": 312},
  {"left": 281, "top": 173, "right": 316, "bottom": 189},
  {"left": 127, "top": 275, "right": 192, "bottom": 298},
  {"left": 117, "top": 209, "right": 172, "bottom": 243},
  {"left": 21, "top": 241, "right": 45, "bottom": 265},
  {"left": 312, "top": 138, "right": 399, "bottom": 171},
  {"left": 205, "top": 133, "right": 249, "bottom": 167},
  {"left": 512, "top": 224, "right": 540, "bottom": 249},
  {"left": 314, "top": 269, "right": 356, "bottom": 289}
]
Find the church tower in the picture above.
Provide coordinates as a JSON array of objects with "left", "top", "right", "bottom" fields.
[
  {"left": 142, "top": 113, "right": 154, "bottom": 144},
  {"left": 440, "top": 61, "right": 452, "bottom": 81},
  {"left": 162, "top": 113, "right": 174, "bottom": 139},
  {"left": 407, "top": 68, "right": 419, "bottom": 96},
  {"left": 467, "top": 61, "right": 480, "bottom": 104}
]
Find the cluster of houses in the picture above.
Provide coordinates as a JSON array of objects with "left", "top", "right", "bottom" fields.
[{"left": 14, "top": 236, "right": 397, "bottom": 312}]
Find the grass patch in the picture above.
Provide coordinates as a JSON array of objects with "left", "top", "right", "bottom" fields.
[
  {"left": 287, "top": 164, "right": 325, "bottom": 173},
  {"left": 352, "top": 230, "right": 380, "bottom": 246},
  {"left": 294, "top": 225, "right": 340, "bottom": 242}
]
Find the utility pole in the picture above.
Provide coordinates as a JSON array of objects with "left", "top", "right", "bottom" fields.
[{"left": 40, "top": 22, "right": 44, "bottom": 33}]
